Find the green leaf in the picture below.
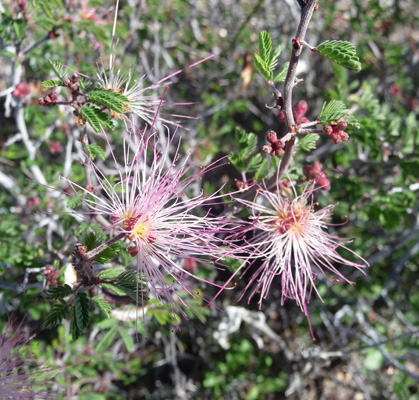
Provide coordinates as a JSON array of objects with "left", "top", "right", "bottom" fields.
[
  {"left": 239, "top": 130, "right": 258, "bottom": 159},
  {"left": 79, "top": 104, "right": 114, "bottom": 133},
  {"left": 114, "top": 271, "right": 147, "bottom": 301},
  {"left": 268, "top": 45, "right": 281, "bottom": 70},
  {"left": 274, "top": 62, "right": 289, "bottom": 83},
  {"left": 86, "top": 143, "right": 105, "bottom": 161},
  {"left": 95, "top": 317, "right": 117, "bottom": 329},
  {"left": 364, "top": 348, "right": 384, "bottom": 371},
  {"left": 75, "top": 292, "right": 90, "bottom": 331},
  {"left": 78, "top": 77, "right": 92, "bottom": 92},
  {"left": 100, "top": 283, "right": 127, "bottom": 296},
  {"left": 258, "top": 31, "right": 271, "bottom": 63},
  {"left": 318, "top": 100, "right": 347, "bottom": 124},
  {"left": 13, "top": 19, "right": 24, "bottom": 42},
  {"left": 247, "top": 154, "right": 263, "bottom": 173},
  {"left": 41, "top": 80, "right": 62, "bottom": 88},
  {"left": 298, "top": 134, "right": 319, "bottom": 151},
  {"left": 48, "top": 59, "right": 67, "bottom": 82},
  {"left": 45, "top": 301, "right": 69, "bottom": 328},
  {"left": 98, "top": 267, "right": 126, "bottom": 280},
  {"left": 253, "top": 54, "right": 273, "bottom": 81},
  {"left": 84, "top": 232, "right": 101, "bottom": 252},
  {"left": 70, "top": 307, "right": 81, "bottom": 340},
  {"left": 117, "top": 326, "right": 134, "bottom": 352},
  {"left": 345, "top": 115, "right": 361, "bottom": 129},
  {"left": 316, "top": 40, "right": 362, "bottom": 72},
  {"left": 91, "top": 296, "right": 112, "bottom": 318},
  {"left": 254, "top": 159, "right": 270, "bottom": 181},
  {"left": 228, "top": 153, "right": 245, "bottom": 172},
  {"left": 67, "top": 196, "right": 82, "bottom": 209},
  {"left": 95, "top": 243, "right": 120, "bottom": 264},
  {"left": 89, "top": 88, "right": 129, "bottom": 114},
  {"left": 95, "top": 325, "right": 117, "bottom": 352},
  {"left": 44, "top": 284, "right": 73, "bottom": 300}
]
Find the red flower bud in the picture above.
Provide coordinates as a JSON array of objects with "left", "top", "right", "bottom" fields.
[
  {"left": 323, "top": 125, "right": 333, "bottom": 135},
  {"left": 267, "top": 130, "right": 277, "bottom": 144},
  {"left": 340, "top": 131, "right": 349, "bottom": 141},
  {"left": 293, "top": 100, "right": 307, "bottom": 118},
  {"left": 329, "top": 132, "right": 342, "bottom": 144},
  {"left": 336, "top": 118, "right": 347, "bottom": 131}
]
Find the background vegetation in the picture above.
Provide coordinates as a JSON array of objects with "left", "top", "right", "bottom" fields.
[{"left": 0, "top": 0, "right": 418, "bottom": 398}]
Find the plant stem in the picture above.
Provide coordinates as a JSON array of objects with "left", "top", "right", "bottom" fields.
[{"left": 278, "top": 0, "right": 318, "bottom": 180}]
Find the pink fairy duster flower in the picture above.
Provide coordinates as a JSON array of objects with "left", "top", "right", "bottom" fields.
[
  {"left": 229, "top": 180, "right": 368, "bottom": 338},
  {"left": 0, "top": 319, "right": 48, "bottom": 399},
  {"left": 60, "top": 119, "right": 243, "bottom": 323}
]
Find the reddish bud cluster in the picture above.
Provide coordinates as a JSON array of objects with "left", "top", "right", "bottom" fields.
[
  {"left": 38, "top": 91, "right": 57, "bottom": 106},
  {"left": 42, "top": 264, "right": 60, "bottom": 288},
  {"left": 66, "top": 73, "right": 80, "bottom": 92},
  {"left": 278, "top": 100, "right": 309, "bottom": 125},
  {"left": 263, "top": 130, "right": 285, "bottom": 156},
  {"left": 12, "top": 82, "right": 31, "bottom": 100},
  {"left": 303, "top": 161, "right": 331, "bottom": 191},
  {"left": 324, "top": 118, "right": 349, "bottom": 144}
]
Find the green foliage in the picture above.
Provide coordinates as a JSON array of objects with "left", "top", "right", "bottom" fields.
[
  {"left": 274, "top": 61, "right": 289, "bottom": 83},
  {"left": 45, "top": 301, "right": 70, "bottom": 328},
  {"left": 83, "top": 232, "right": 120, "bottom": 264},
  {"left": 91, "top": 296, "right": 112, "bottom": 318},
  {"left": 44, "top": 284, "right": 73, "bottom": 300},
  {"left": 66, "top": 196, "right": 82, "bottom": 209},
  {"left": 86, "top": 143, "right": 106, "bottom": 161},
  {"left": 228, "top": 127, "right": 270, "bottom": 181},
  {"left": 204, "top": 339, "right": 287, "bottom": 399},
  {"left": 316, "top": 40, "right": 362, "bottom": 72},
  {"left": 95, "top": 325, "right": 117, "bottom": 352},
  {"left": 298, "top": 134, "right": 320, "bottom": 151},
  {"left": 48, "top": 59, "right": 68, "bottom": 82},
  {"left": 41, "top": 79, "right": 62, "bottom": 88},
  {"left": 364, "top": 348, "right": 385, "bottom": 371},
  {"left": 75, "top": 292, "right": 90, "bottom": 331},
  {"left": 318, "top": 100, "right": 360, "bottom": 129},
  {"left": 254, "top": 30, "right": 287, "bottom": 83},
  {"left": 114, "top": 270, "right": 147, "bottom": 302},
  {"left": 79, "top": 104, "right": 114, "bottom": 133},
  {"left": 89, "top": 88, "right": 129, "bottom": 114}
]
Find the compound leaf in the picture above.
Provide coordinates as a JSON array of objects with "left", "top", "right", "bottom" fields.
[
  {"left": 89, "top": 88, "right": 128, "bottom": 114},
  {"left": 45, "top": 301, "right": 69, "bottom": 328},
  {"left": 258, "top": 31, "right": 271, "bottom": 63},
  {"left": 86, "top": 143, "right": 105, "bottom": 161},
  {"left": 253, "top": 54, "right": 273, "bottom": 81},
  {"left": 91, "top": 296, "right": 112, "bottom": 318},
  {"left": 316, "top": 40, "right": 362, "bottom": 72},
  {"left": 79, "top": 104, "right": 114, "bottom": 132},
  {"left": 298, "top": 134, "right": 319, "bottom": 151},
  {"left": 75, "top": 292, "right": 90, "bottom": 331},
  {"left": 44, "top": 284, "right": 73, "bottom": 300}
]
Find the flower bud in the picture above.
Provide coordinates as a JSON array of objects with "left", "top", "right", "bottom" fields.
[
  {"left": 329, "top": 132, "right": 342, "bottom": 144},
  {"left": 263, "top": 145, "right": 272, "bottom": 154},
  {"left": 323, "top": 125, "right": 333, "bottom": 135},
  {"left": 336, "top": 118, "right": 347, "bottom": 131},
  {"left": 293, "top": 100, "right": 307, "bottom": 118},
  {"left": 267, "top": 130, "right": 277, "bottom": 144},
  {"left": 340, "top": 131, "right": 349, "bottom": 141}
]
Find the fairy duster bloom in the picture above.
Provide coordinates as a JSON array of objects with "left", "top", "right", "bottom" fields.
[
  {"left": 62, "top": 120, "right": 243, "bottom": 323},
  {"left": 233, "top": 181, "right": 368, "bottom": 338},
  {"left": 0, "top": 319, "right": 47, "bottom": 399}
]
